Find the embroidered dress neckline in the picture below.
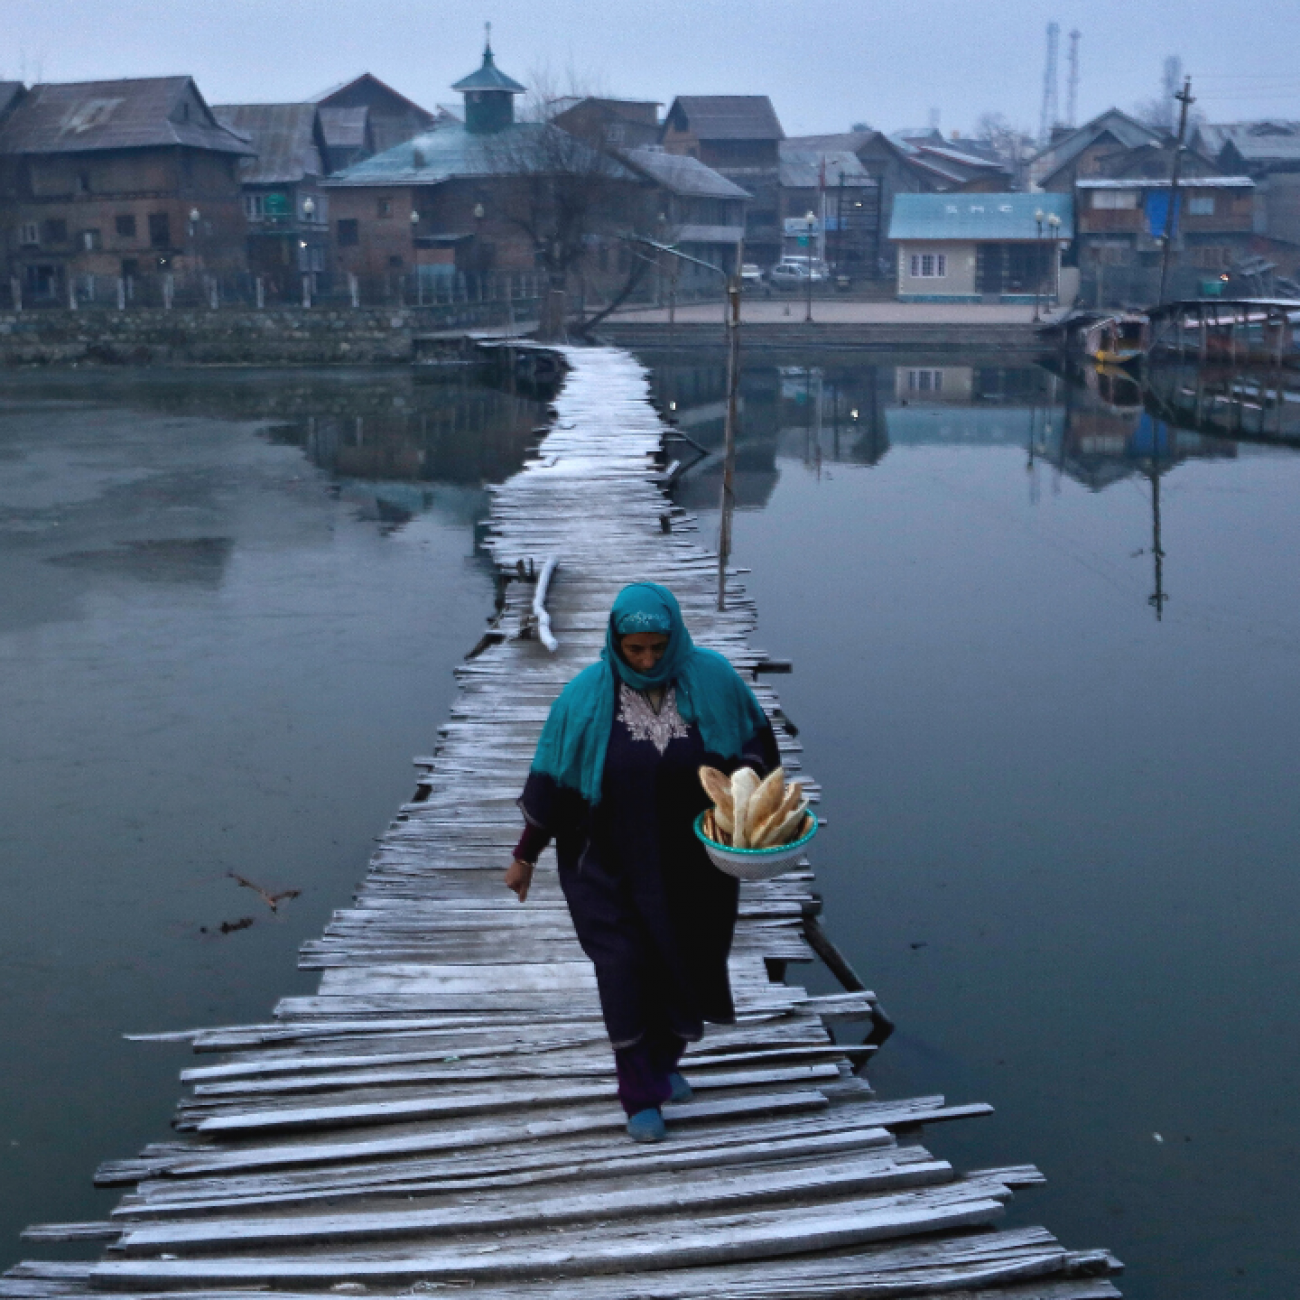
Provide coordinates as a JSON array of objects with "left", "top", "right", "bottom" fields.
[{"left": 617, "top": 683, "right": 689, "bottom": 755}]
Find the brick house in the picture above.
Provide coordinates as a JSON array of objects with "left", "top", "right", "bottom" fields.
[
  {"left": 0, "top": 76, "right": 252, "bottom": 303},
  {"left": 325, "top": 42, "right": 648, "bottom": 302}
]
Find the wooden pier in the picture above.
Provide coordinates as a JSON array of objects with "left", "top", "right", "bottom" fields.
[{"left": 5, "top": 346, "right": 1120, "bottom": 1300}]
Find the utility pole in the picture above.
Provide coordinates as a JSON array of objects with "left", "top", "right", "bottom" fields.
[{"left": 1157, "top": 77, "right": 1195, "bottom": 305}]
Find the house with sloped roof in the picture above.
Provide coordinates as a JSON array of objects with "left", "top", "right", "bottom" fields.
[
  {"left": 552, "top": 98, "right": 661, "bottom": 152},
  {"left": 0, "top": 76, "right": 252, "bottom": 301},
  {"left": 325, "top": 40, "right": 647, "bottom": 308},
  {"left": 888, "top": 192, "right": 1073, "bottom": 303},
  {"left": 310, "top": 74, "right": 436, "bottom": 156},
  {"left": 1196, "top": 121, "right": 1300, "bottom": 249},
  {"left": 1027, "top": 108, "right": 1165, "bottom": 192},
  {"left": 213, "top": 103, "right": 331, "bottom": 299},
  {"left": 623, "top": 146, "right": 748, "bottom": 286},
  {"left": 661, "top": 96, "right": 785, "bottom": 266}
]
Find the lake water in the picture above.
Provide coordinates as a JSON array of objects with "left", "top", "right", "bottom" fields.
[
  {"left": 0, "top": 367, "right": 544, "bottom": 1261},
  {"left": 646, "top": 347, "right": 1300, "bottom": 1300},
  {"left": 2, "top": 353, "right": 1297, "bottom": 1298}
]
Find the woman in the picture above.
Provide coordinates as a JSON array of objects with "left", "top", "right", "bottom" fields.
[{"left": 505, "top": 582, "right": 780, "bottom": 1142}]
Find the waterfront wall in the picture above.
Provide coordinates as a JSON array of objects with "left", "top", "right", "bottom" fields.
[
  {"left": 0, "top": 305, "right": 513, "bottom": 367},
  {"left": 594, "top": 320, "right": 1047, "bottom": 352}
]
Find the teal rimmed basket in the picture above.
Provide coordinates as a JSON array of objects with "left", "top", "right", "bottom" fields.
[{"left": 693, "top": 809, "right": 819, "bottom": 881}]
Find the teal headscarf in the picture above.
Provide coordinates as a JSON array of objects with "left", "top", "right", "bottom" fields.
[{"left": 530, "top": 582, "right": 769, "bottom": 805}]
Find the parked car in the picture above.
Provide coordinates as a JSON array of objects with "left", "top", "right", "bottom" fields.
[
  {"left": 768, "top": 258, "right": 830, "bottom": 290},
  {"left": 740, "top": 262, "right": 764, "bottom": 289}
]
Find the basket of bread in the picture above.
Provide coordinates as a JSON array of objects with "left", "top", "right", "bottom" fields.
[{"left": 693, "top": 765, "right": 817, "bottom": 881}]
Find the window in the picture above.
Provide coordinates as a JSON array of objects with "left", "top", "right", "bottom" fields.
[
  {"left": 244, "top": 194, "right": 265, "bottom": 220},
  {"left": 377, "top": 197, "right": 393, "bottom": 218},
  {"left": 148, "top": 212, "right": 171, "bottom": 248},
  {"left": 907, "top": 369, "right": 944, "bottom": 393},
  {"left": 1187, "top": 195, "right": 1216, "bottom": 216},
  {"left": 19, "top": 222, "right": 39, "bottom": 247},
  {"left": 76, "top": 171, "right": 91, "bottom": 194},
  {"left": 115, "top": 214, "right": 136, "bottom": 239},
  {"left": 336, "top": 218, "right": 359, "bottom": 247},
  {"left": 909, "top": 252, "right": 947, "bottom": 278},
  {"left": 42, "top": 218, "right": 68, "bottom": 244},
  {"left": 80, "top": 228, "right": 101, "bottom": 251},
  {"left": 1091, "top": 189, "right": 1139, "bottom": 210}
]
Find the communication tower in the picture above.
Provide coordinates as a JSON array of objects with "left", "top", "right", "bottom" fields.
[
  {"left": 1039, "top": 21, "right": 1060, "bottom": 144},
  {"left": 1067, "top": 29, "right": 1081, "bottom": 127}
]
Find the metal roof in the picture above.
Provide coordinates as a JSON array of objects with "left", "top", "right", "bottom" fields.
[
  {"left": 1206, "top": 121, "right": 1300, "bottom": 163},
  {"left": 1076, "top": 176, "right": 1254, "bottom": 189},
  {"left": 0, "top": 83, "right": 24, "bottom": 118},
  {"left": 889, "top": 192, "right": 1074, "bottom": 241},
  {"left": 451, "top": 43, "right": 525, "bottom": 94},
  {"left": 0, "top": 76, "right": 253, "bottom": 156},
  {"left": 325, "top": 119, "right": 635, "bottom": 188},
  {"left": 625, "top": 146, "right": 750, "bottom": 198},
  {"left": 777, "top": 146, "right": 875, "bottom": 190},
  {"left": 213, "top": 103, "right": 323, "bottom": 183},
  {"left": 666, "top": 96, "right": 784, "bottom": 142},
  {"left": 319, "top": 106, "right": 369, "bottom": 149}
]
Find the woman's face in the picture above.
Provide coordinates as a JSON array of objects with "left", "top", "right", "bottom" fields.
[{"left": 619, "top": 632, "right": 670, "bottom": 674}]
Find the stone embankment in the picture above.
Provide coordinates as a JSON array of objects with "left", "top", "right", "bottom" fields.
[{"left": 0, "top": 306, "right": 497, "bottom": 367}]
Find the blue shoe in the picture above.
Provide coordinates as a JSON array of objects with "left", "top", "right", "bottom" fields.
[
  {"left": 667, "top": 1071, "right": 693, "bottom": 1104},
  {"left": 627, "top": 1107, "right": 666, "bottom": 1143}
]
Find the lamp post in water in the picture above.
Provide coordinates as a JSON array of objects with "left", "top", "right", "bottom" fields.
[
  {"left": 1033, "top": 208, "right": 1045, "bottom": 322},
  {"left": 630, "top": 234, "right": 743, "bottom": 610}
]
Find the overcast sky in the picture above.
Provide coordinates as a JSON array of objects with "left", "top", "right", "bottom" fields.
[{"left": 5, "top": 0, "right": 1299, "bottom": 138}]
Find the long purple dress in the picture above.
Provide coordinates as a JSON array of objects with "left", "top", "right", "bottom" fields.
[{"left": 516, "top": 675, "right": 779, "bottom": 1106}]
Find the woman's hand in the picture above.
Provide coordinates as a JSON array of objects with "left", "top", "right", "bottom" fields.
[{"left": 505, "top": 858, "right": 535, "bottom": 903}]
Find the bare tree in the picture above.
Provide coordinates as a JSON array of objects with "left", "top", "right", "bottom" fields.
[
  {"left": 974, "top": 112, "right": 1038, "bottom": 184},
  {"left": 482, "top": 67, "right": 655, "bottom": 338},
  {"left": 1134, "top": 56, "right": 1184, "bottom": 134}
]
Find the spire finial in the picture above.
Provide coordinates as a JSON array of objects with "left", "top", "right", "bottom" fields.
[{"left": 484, "top": 21, "right": 493, "bottom": 59}]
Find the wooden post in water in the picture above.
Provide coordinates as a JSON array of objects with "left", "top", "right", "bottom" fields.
[
  {"left": 1157, "top": 77, "right": 1194, "bottom": 305},
  {"left": 10, "top": 275, "right": 20, "bottom": 312}
]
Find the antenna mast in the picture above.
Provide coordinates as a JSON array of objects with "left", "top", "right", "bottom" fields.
[
  {"left": 1066, "top": 29, "right": 1081, "bottom": 127},
  {"left": 1039, "top": 21, "right": 1060, "bottom": 144}
]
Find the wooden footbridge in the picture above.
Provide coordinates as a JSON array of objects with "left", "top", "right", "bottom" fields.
[{"left": 5, "top": 347, "right": 1121, "bottom": 1300}]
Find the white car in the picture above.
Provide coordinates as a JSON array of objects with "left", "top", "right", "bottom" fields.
[
  {"left": 768, "top": 259, "right": 829, "bottom": 289},
  {"left": 740, "top": 262, "right": 764, "bottom": 288}
]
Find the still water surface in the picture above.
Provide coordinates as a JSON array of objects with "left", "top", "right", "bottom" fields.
[
  {"left": 2, "top": 354, "right": 1297, "bottom": 1299},
  {"left": 0, "top": 368, "right": 543, "bottom": 1259},
  {"left": 646, "top": 348, "right": 1300, "bottom": 1300}
]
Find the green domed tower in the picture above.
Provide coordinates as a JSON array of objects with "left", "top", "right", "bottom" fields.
[{"left": 452, "top": 27, "right": 525, "bottom": 135}]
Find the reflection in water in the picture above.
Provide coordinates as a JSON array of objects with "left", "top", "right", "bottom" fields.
[
  {"left": 645, "top": 348, "right": 1272, "bottom": 625},
  {"left": 639, "top": 345, "right": 1300, "bottom": 1300},
  {"left": 0, "top": 366, "right": 544, "bottom": 1267}
]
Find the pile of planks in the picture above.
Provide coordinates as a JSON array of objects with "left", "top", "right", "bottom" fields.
[{"left": 5, "top": 346, "right": 1120, "bottom": 1300}]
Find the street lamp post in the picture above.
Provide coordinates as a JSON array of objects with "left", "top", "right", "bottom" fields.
[
  {"left": 1032, "top": 208, "right": 1045, "bottom": 322},
  {"left": 1046, "top": 212, "right": 1061, "bottom": 311},
  {"left": 410, "top": 208, "right": 420, "bottom": 306},
  {"left": 805, "top": 210, "right": 816, "bottom": 323}
]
